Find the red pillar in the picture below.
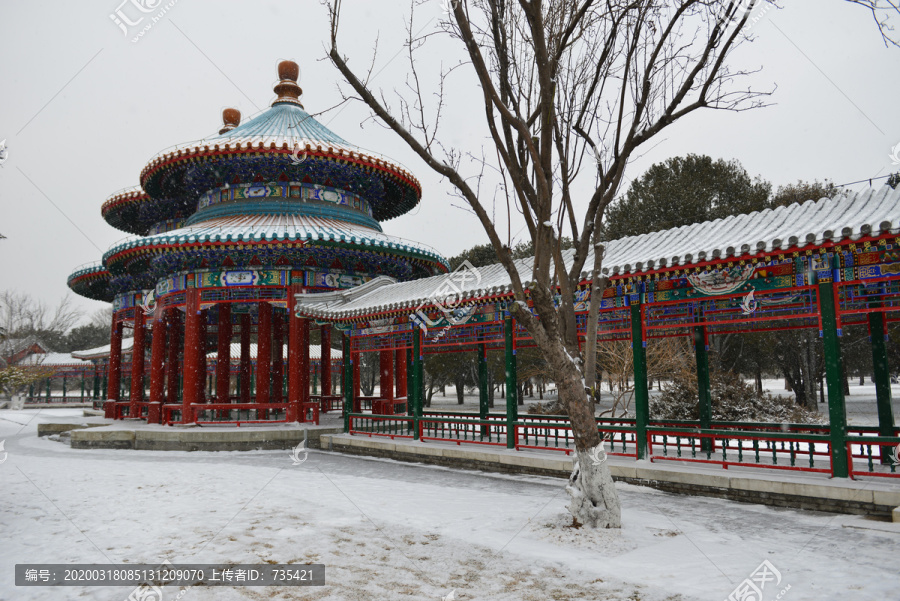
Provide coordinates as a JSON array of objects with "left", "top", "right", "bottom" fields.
[
  {"left": 199, "top": 312, "right": 208, "bottom": 403},
  {"left": 256, "top": 302, "right": 272, "bottom": 409},
  {"left": 129, "top": 306, "right": 146, "bottom": 418},
  {"left": 287, "top": 284, "right": 310, "bottom": 421},
  {"left": 239, "top": 313, "right": 251, "bottom": 403},
  {"left": 106, "top": 313, "right": 123, "bottom": 418},
  {"left": 272, "top": 311, "right": 284, "bottom": 404},
  {"left": 165, "top": 309, "right": 181, "bottom": 407},
  {"left": 321, "top": 324, "right": 332, "bottom": 396},
  {"left": 380, "top": 349, "right": 394, "bottom": 401},
  {"left": 147, "top": 310, "right": 167, "bottom": 424},
  {"left": 216, "top": 304, "right": 232, "bottom": 403},
  {"left": 352, "top": 353, "right": 361, "bottom": 413},
  {"left": 181, "top": 288, "right": 201, "bottom": 424},
  {"left": 299, "top": 318, "right": 310, "bottom": 421},
  {"left": 395, "top": 347, "right": 407, "bottom": 398}
]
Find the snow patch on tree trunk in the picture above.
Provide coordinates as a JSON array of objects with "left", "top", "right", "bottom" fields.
[{"left": 566, "top": 445, "right": 621, "bottom": 529}]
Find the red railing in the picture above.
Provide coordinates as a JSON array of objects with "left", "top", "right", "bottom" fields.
[
  {"left": 314, "top": 395, "right": 343, "bottom": 413},
  {"left": 646, "top": 426, "right": 833, "bottom": 474},
  {"left": 348, "top": 414, "right": 415, "bottom": 439},
  {"left": 846, "top": 436, "right": 900, "bottom": 479}
]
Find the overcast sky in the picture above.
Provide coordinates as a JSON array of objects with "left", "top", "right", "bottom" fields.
[{"left": 1, "top": 0, "right": 899, "bottom": 325}]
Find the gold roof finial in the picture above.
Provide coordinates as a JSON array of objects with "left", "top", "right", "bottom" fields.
[{"left": 273, "top": 60, "right": 303, "bottom": 108}]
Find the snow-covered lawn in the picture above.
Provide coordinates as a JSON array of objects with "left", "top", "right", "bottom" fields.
[{"left": 1, "top": 409, "right": 898, "bottom": 601}]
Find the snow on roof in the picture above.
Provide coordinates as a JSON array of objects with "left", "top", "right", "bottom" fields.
[
  {"left": 71, "top": 338, "right": 134, "bottom": 360},
  {"left": 103, "top": 214, "right": 447, "bottom": 267},
  {"left": 295, "top": 186, "right": 900, "bottom": 319},
  {"left": 18, "top": 352, "right": 82, "bottom": 366}
]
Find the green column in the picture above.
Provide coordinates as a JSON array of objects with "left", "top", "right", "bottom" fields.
[
  {"left": 694, "top": 324, "right": 712, "bottom": 452},
  {"left": 478, "top": 343, "right": 488, "bottom": 419},
  {"left": 631, "top": 301, "right": 650, "bottom": 460},
  {"left": 62, "top": 376, "right": 68, "bottom": 402},
  {"left": 504, "top": 315, "right": 518, "bottom": 449},
  {"left": 820, "top": 281, "right": 849, "bottom": 478},
  {"left": 412, "top": 330, "right": 423, "bottom": 439},
  {"left": 312, "top": 365, "right": 318, "bottom": 395},
  {"left": 407, "top": 347, "right": 414, "bottom": 417},
  {"left": 869, "top": 311, "right": 895, "bottom": 463},
  {"left": 342, "top": 334, "right": 352, "bottom": 432},
  {"left": 29, "top": 383, "right": 34, "bottom": 401},
  {"left": 80, "top": 372, "right": 86, "bottom": 401},
  {"left": 46, "top": 378, "right": 52, "bottom": 400}
]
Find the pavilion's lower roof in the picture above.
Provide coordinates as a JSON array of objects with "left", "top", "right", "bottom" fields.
[
  {"left": 103, "top": 214, "right": 447, "bottom": 271},
  {"left": 294, "top": 186, "right": 900, "bottom": 320},
  {"left": 71, "top": 338, "right": 135, "bottom": 360}
]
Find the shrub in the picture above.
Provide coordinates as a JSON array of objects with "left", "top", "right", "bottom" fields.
[
  {"left": 527, "top": 400, "right": 566, "bottom": 415},
  {"left": 651, "top": 371, "right": 824, "bottom": 424}
]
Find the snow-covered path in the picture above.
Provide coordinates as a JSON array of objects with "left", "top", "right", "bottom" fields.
[{"left": 1, "top": 409, "right": 898, "bottom": 601}]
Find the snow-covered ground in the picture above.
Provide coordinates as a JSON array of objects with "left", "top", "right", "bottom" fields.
[{"left": 1, "top": 409, "right": 898, "bottom": 601}]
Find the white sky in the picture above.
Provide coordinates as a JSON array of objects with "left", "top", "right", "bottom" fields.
[{"left": 1, "top": 0, "right": 899, "bottom": 324}]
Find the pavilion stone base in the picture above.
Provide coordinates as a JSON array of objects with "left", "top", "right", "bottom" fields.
[
  {"left": 320, "top": 434, "right": 900, "bottom": 519},
  {"left": 37, "top": 423, "right": 107, "bottom": 437},
  {"left": 68, "top": 426, "right": 342, "bottom": 451}
]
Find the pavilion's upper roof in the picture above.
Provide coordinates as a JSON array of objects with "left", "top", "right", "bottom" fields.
[
  {"left": 136, "top": 61, "right": 421, "bottom": 230},
  {"left": 294, "top": 186, "right": 900, "bottom": 320}
]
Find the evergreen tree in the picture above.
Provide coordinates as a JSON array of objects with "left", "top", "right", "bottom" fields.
[{"left": 603, "top": 155, "right": 771, "bottom": 240}]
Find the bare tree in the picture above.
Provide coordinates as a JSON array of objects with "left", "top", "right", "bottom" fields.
[
  {"left": 846, "top": 0, "right": 900, "bottom": 47},
  {"left": 597, "top": 337, "right": 692, "bottom": 418},
  {"left": 325, "top": 0, "right": 892, "bottom": 527},
  {"left": 0, "top": 291, "right": 82, "bottom": 341}
]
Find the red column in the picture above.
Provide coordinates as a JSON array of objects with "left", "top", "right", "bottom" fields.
[
  {"left": 199, "top": 312, "right": 208, "bottom": 403},
  {"left": 216, "top": 304, "right": 232, "bottom": 403},
  {"left": 321, "top": 324, "right": 332, "bottom": 396},
  {"left": 272, "top": 311, "right": 284, "bottom": 404},
  {"left": 256, "top": 302, "right": 272, "bottom": 409},
  {"left": 380, "top": 349, "right": 394, "bottom": 402},
  {"left": 288, "top": 284, "right": 310, "bottom": 421},
  {"left": 147, "top": 310, "right": 167, "bottom": 424},
  {"left": 181, "top": 288, "right": 201, "bottom": 424},
  {"left": 239, "top": 313, "right": 251, "bottom": 403},
  {"left": 106, "top": 313, "right": 123, "bottom": 418},
  {"left": 395, "top": 347, "right": 407, "bottom": 399},
  {"left": 352, "top": 352, "right": 361, "bottom": 413},
  {"left": 129, "top": 306, "right": 146, "bottom": 418},
  {"left": 166, "top": 309, "right": 180, "bottom": 407},
  {"left": 299, "top": 318, "right": 310, "bottom": 421}
]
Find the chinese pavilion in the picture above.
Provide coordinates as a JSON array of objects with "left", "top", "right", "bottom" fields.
[{"left": 67, "top": 60, "right": 448, "bottom": 425}]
